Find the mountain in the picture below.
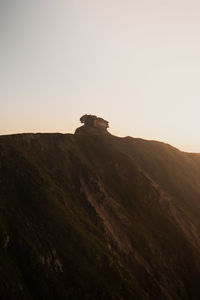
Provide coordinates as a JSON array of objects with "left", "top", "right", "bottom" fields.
[{"left": 0, "top": 128, "right": 200, "bottom": 299}]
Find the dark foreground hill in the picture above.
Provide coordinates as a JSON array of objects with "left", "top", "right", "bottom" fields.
[{"left": 0, "top": 132, "right": 200, "bottom": 299}]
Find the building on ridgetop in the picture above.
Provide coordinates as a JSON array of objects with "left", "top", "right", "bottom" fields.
[{"left": 80, "top": 114, "right": 109, "bottom": 129}]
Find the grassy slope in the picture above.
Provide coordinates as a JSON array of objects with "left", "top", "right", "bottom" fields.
[{"left": 0, "top": 133, "right": 200, "bottom": 299}]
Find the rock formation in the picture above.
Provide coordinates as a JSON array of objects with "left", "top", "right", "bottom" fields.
[{"left": 75, "top": 114, "right": 110, "bottom": 135}]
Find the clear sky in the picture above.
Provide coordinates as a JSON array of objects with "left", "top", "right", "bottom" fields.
[{"left": 1, "top": 0, "right": 200, "bottom": 152}]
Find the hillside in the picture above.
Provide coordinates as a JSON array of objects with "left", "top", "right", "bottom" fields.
[{"left": 0, "top": 131, "right": 200, "bottom": 299}]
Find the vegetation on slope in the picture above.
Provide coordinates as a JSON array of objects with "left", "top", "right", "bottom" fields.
[{"left": 0, "top": 132, "right": 200, "bottom": 299}]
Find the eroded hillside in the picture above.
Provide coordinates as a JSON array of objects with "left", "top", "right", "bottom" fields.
[{"left": 0, "top": 132, "right": 200, "bottom": 299}]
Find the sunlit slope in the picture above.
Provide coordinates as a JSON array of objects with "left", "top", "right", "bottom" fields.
[{"left": 0, "top": 133, "right": 200, "bottom": 300}]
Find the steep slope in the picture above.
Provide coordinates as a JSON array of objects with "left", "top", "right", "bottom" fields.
[{"left": 0, "top": 132, "right": 200, "bottom": 299}]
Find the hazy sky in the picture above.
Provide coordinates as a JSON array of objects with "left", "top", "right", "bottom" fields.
[{"left": 1, "top": 0, "right": 200, "bottom": 152}]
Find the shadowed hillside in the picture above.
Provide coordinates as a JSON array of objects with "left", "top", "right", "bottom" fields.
[{"left": 0, "top": 131, "right": 200, "bottom": 299}]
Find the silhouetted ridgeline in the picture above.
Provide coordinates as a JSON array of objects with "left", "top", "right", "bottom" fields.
[{"left": 1, "top": 130, "right": 200, "bottom": 299}]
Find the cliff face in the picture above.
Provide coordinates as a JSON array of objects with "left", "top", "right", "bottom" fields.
[{"left": 0, "top": 133, "right": 200, "bottom": 299}]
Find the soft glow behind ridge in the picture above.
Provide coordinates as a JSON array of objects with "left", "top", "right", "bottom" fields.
[{"left": 1, "top": 0, "right": 200, "bottom": 152}]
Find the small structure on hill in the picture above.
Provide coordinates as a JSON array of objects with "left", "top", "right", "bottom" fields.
[{"left": 80, "top": 114, "right": 109, "bottom": 129}]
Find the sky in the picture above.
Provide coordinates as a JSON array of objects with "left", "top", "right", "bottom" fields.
[{"left": 1, "top": 0, "right": 200, "bottom": 152}]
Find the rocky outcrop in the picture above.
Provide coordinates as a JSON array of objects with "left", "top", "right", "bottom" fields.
[{"left": 75, "top": 114, "right": 110, "bottom": 135}]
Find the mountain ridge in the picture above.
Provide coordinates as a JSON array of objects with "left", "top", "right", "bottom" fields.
[{"left": 0, "top": 132, "right": 200, "bottom": 299}]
